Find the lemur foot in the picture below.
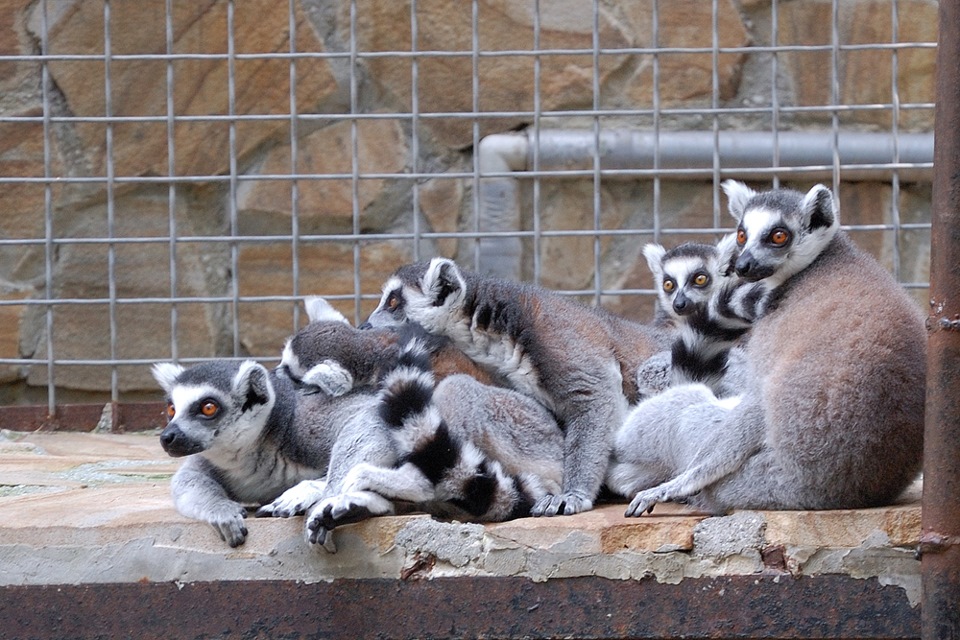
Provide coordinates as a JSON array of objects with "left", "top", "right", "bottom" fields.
[
  {"left": 205, "top": 503, "right": 249, "bottom": 547},
  {"left": 530, "top": 491, "right": 593, "bottom": 517},
  {"left": 315, "top": 491, "right": 395, "bottom": 530},
  {"left": 624, "top": 489, "right": 662, "bottom": 517},
  {"left": 255, "top": 479, "right": 327, "bottom": 518}
]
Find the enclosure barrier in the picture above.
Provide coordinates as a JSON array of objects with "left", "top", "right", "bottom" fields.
[{"left": 921, "top": 0, "right": 960, "bottom": 637}]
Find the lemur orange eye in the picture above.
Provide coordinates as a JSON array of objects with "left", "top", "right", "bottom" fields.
[
  {"left": 693, "top": 273, "right": 710, "bottom": 287},
  {"left": 200, "top": 401, "right": 219, "bottom": 418},
  {"left": 736, "top": 229, "right": 747, "bottom": 246},
  {"left": 386, "top": 293, "right": 400, "bottom": 311},
  {"left": 770, "top": 229, "right": 790, "bottom": 246},
  {"left": 165, "top": 402, "right": 175, "bottom": 419},
  {"left": 662, "top": 279, "right": 676, "bottom": 293}
]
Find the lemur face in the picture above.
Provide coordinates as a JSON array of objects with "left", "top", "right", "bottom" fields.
[
  {"left": 733, "top": 206, "right": 797, "bottom": 281},
  {"left": 363, "top": 258, "right": 467, "bottom": 332},
  {"left": 723, "top": 181, "right": 839, "bottom": 286},
  {"left": 362, "top": 274, "right": 411, "bottom": 330},
  {"left": 644, "top": 242, "right": 719, "bottom": 321},
  {"left": 152, "top": 361, "right": 274, "bottom": 457}
]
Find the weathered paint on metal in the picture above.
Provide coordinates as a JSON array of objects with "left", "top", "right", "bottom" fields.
[
  {"left": 0, "top": 576, "right": 919, "bottom": 640},
  {"left": 923, "top": 0, "right": 960, "bottom": 638}
]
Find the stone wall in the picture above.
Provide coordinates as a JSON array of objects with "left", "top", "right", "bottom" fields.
[{"left": 0, "top": 0, "right": 937, "bottom": 397}]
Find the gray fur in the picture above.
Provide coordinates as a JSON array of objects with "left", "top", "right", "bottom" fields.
[
  {"left": 153, "top": 359, "right": 396, "bottom": 549},
  {"left": 608, "top": 183, "right": 925, "bottom": 515},
  {"left": 272, "top": 305, "right": 563, "bottom": 530},
  {"left": 319, "top": 372, "right": 562, "bottom": 527},
  {"left": 365, "top": 258, "right": 673, "bottom": 516}
]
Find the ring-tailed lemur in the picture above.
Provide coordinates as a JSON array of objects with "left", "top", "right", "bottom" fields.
[
  {"left": 262, "top": 296, "right": 563, "bottom": 540},
  {"left": 306, "top": 334, "right": 561, "bottom": 534},
  {"left": 607, "top": 181, "right": 926, "bottom": 515},
  {"left": 362, "top": 260, "right": 673, "bottom": 516},
  {"left": 637, "top": 236, "right": 770, "bottom": 397},
  {"left": 277, "top": 296, "right": 498, "bottom": 395},
  {"left": 151, "top": 359, "right": 396, "bottom": 548}
]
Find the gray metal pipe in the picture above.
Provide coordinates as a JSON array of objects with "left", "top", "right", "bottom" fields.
[
  {"left": 475, "top": 128, "right": 933, "bottom": 275},
  {"left": 488, "top": 129, "right": 933, "bottom": 181}
]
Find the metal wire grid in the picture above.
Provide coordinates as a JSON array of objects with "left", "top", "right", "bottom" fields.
[{"left": 0, "top": 0, "right": 936, "bottom": 408}]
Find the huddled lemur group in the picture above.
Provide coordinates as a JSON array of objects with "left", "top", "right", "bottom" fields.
[{"left": 154, "top": 181, "right": 926, "bottom": 549}]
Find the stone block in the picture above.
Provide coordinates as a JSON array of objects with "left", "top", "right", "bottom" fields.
[
  {"left": 22, "top": 193, "right": 225, "bottom": 392},
  {"left": 763, "top": 504, "right": 921, "bottom": 549},
  {"left": 0, "top": 119, "right": 64, "bottom": 288},
  {"left": 418, "top": 175, "right": 464, "bottom": 259},
  {"left": 620, "top": 0, "right": 751, "bottom": 107},
  {"left": 237, "top": 117, "right": 410, "bottom": 234},
  {"left": 0, "top": 288, "right": 31, "bottom": 385},
  {"left": 27, "top": 0, "right": 338, "bottom": 180},
  {"left": 778, "top": 0, "right": 936, "bottom": 130},
  {"left": 342, "top": 0, "right": 631, "bottom": 148}
]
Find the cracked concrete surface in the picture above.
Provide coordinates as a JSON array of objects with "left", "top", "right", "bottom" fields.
[{"left": 0, "top": 430, "right": 922, "bottom": 606}]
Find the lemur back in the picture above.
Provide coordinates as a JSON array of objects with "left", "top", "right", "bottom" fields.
[
  {"left": 364, "top": 259, "right": 673, "bottom": 516},
  {"left": 609, "top": 182, "right": 925, "bottom": 515},
  {"left": 279, "top": 296, "right": 498, "bottom": 394}
]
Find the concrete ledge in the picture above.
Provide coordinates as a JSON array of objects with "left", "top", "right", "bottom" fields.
[{"left": 0, "top": 430, "right": 922, "bottom": 639}]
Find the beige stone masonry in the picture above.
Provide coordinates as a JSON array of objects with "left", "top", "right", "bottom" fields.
[{"left": 0, "top": 430, "right": 922, "bottom": 607}]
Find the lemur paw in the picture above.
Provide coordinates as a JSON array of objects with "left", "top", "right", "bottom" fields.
[
  {"left": 636, "top": 351, "right": 672, "bottom": 398},
  {"left": 624, "top": 490, "right": 661, "bottom": 517},
  {"left": 206, "top": 504, "right": 249, "bottom": 547},
  {"left": 314, "top": 491, "right": 395, "bottom": 530},
  {"left": 304, "top": 511, "right": 337, "bottom": 553},
  {"left": 530, "top": 491, "right": 593, "bottom": 517},
  {"left": 255, "top": 479, "right": 327, "bottom": 518}
]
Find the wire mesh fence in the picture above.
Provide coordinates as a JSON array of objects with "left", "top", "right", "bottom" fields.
[{"left": 0, "top": 0, "right": 936, "bottom": 413}]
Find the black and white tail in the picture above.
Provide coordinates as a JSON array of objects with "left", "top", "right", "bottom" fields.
[{"left": 377, "top": 335, "right": 545, "bottom": 522}]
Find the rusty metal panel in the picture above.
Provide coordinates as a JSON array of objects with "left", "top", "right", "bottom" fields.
[
  {"left": 0, "top": 576, "right": 919, "bottom": 640},
  {"left": 923, "top": 0, "right": 960, "bottom": 639},
  {"left": 0, "top": 401, "right": 165, "bottom": 433}
]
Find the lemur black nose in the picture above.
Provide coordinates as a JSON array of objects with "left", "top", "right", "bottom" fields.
[
  {"left": 160, "top": 427, "right": 180, "bottom": 448},
  {"left": 358, "top": 321, "right": 372, "bottom": 330}
]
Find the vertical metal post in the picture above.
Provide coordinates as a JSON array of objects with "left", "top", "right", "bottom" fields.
[{"left": 922, "top": 0, "right": 960, "bottom": 638}]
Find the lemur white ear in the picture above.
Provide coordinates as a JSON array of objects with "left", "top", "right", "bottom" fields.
[
  {"left": 423, "top": 257, "right": 466, "bottom": 308},
  {"left": 151, "top": 362, "right": 184, "bottom": 393},
  {"left": 715, "top": 233, "right": 740, "bottom": 277},
  {"left": 233, "top": 360, "right": 274, "bottom": 411},
  {"left": 304, "top": 296, "right": 349, "bottom": 325},
  {"left": 642, "top": 243, "right": 666, "bottom": 276},
  {"left": 301, "top": 360, "right": 354, "bottom": 397},
  {"left": 722, "top": 180, "right": 758, "bottom": 222},
  {"left": 799, "top": 184, "right": 839, "bottom": 232}
]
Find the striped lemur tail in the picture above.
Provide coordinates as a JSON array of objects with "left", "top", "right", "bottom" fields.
[{"left": 376, "top": 334, "right": 548, "bottom": 522}]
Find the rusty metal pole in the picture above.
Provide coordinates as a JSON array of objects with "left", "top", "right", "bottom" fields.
[{"left": 922, "top": 0, "right": 960, "bottom": 638}]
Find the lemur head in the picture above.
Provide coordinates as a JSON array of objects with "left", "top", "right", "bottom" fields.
[
  {"left": 722, "top": 180, "right": 840, "bottom": 287},
  {"left": 151, "top": 360, "right": 275, "bottom": 458},
  {"left": 644, "top": 242, "right": 719, "bottom": 321},
  {"left": 277, "top": 297, "right": 355, "bottom": 397},
  {"left": 363, "top": 258, "right": 468, "bottom": 331}
]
